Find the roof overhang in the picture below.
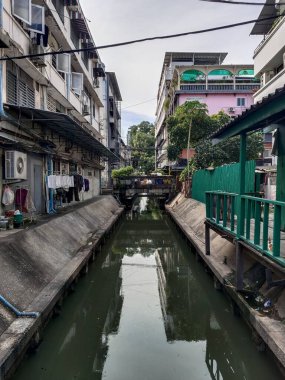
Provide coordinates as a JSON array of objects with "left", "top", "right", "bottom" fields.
[
  {"left": 163, "top": 52, "right": 228, "bottom": 67},
  {"left": 212, "top": 85, "right": 285, "bottom": 144},
  {"left": 251, "top": 0, "right": 277, "bottom": 35},
  {"left": 4, "top": 104, "right": 119, "bottom": 161}
]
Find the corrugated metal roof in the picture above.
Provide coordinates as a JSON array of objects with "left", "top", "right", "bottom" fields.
[
  {"left": 251, "top": 0, "right": 277, "bottom": 35},
  {"left": 4, "top": 105, "right": 119, "bottom": 161}
]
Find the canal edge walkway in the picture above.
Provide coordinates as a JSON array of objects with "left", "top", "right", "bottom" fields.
[
  {"left": 0, "top": 196, "right": 124, "bottom": 380},
  {"left": 166, "top": 194, "right": 285, "bottom": 372}
]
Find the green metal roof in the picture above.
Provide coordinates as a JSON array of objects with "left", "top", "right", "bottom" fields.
[
  {"left": 208, "top": 69, "right": 233, "bottom": 76},
  {"left": 212, "top": 85, "right": 285, "bottom": 144},
  {"left": 181, "top": 69, "right": 205, "bottom": 82}
]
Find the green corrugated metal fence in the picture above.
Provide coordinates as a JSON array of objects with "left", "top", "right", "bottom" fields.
[{"left": 191, "top": 161, "right": 256, "bottom": 204}]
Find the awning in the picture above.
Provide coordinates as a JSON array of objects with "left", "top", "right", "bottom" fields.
[
  {"left": 0, "top": 131, "right": 51, "bottom": 153},
  {"left": 211, "top": 85, "right": 285, "bottom": 144},
  {"left": 251, "top": 0, "right": 277, "bottom": 35},
  {"left": 4, "top": 104, "right": 119, "bottom": 161},
  {"left": 70, "top": 11, "right": 90, "bottom": 39}
]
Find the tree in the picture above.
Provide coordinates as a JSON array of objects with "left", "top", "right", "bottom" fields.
[
  {"left": 128, "top": 121, "right": 155, "bottom": 174},
  {"left": 194, "top": 133, "right": 264, "bottom": 169},
  {"left": 112, "top": 166, "right": 134, "bottom": 178},
  {"left": 166, "top": 101, "right": 213, "bottom": 161},
  {"left": 166, "top": 102, "right": 263, "bottom": 169}
]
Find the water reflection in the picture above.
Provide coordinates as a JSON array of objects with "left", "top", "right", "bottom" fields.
[
  {"left": 11, "top": 198, "right": 282, "bottom": 380},
  {"left": 155, "top": 228, "right": 279, "bottom": 380}
]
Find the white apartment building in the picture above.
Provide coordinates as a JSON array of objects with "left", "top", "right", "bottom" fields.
[
  {"left": 251, "top": 0, "right": 285, "bottom": 165},
  {"left": 0, "top": 0, "right": 120, "bottom": 215},
  {"left": 251, "top": 0, "right": 285, "bottom": 103},
  {"left": 101, "top": 72, "right": 124, "bottom": 189}
]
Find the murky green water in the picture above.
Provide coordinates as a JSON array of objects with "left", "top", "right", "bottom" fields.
[{"left": 12, "top": 198, "right": 283, "bottom": 380}]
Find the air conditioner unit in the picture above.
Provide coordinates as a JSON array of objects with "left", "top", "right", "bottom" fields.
[
  {"left": 5, "top": 151, "right": 27, "bottom": 180},
  {"left": 60, "top": 161, "right": 69, "bottom": 175},
  {"left": 83, "top": 104, "right": 90, "bottom": 115},
  {"left": 228, "top": 107, "right": 235, "bottom": 113}
]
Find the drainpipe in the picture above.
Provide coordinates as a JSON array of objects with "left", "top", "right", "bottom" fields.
[{"left": 0, "top": 295, "right": 39, "bottom": 318}]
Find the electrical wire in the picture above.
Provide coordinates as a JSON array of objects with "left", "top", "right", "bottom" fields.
[
  {"left": 200, "top": 0, "right": 285, "bottom": 5},
  {"left": 122, "top": 98, "right": 157, "bottom": 110},
  {"left": 0, "top": 14, "right": 281, "bottom": 62}
]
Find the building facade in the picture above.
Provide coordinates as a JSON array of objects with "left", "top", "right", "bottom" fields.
[
  {"left": 251, "top": 0, "right": 285, "bottom": 165},
  {"left": 0, "top": 0, "right": 120, "bottom": 216},
  {"left": 155, "top": 52, "right": 260, "bottom": 170},
  {"left": 101, "top": 72, "right": 123, "bottom": 189}
]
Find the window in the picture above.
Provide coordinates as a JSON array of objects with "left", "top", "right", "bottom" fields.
[
  {"left": 71, "top": 73, "right": 83, "bottom": 95},
  {"left": 27, "top": 5, "right": 45, "bottom": 34},
  {"left": 7, "top": 71, "right": 35, "bottom": 108},
  {"left": 237, "top": 98, "right": 245, "bottom": 107},
  {"left": 92, "top": 104, "right": 95, "bottom": 118},
  {"left": 57, "top": 53, "right": 70, "bottom": 73},
  {"left": 81, "top": 45, "right": 89, "bottom": 70},
  {"left": 263, "top": 133, "right": 272, "bottom": 143},
  {"left": 12, "top": 0, "right": 31, "bottom": 24},
  {"left": 52, "top": 0, "right": 65, "bottom": 24}
]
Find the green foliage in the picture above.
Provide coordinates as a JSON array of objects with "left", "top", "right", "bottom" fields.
[
  {"left": 166, "top": 102, "right": 264, "bottom": 170},
  {"left": 166, "top": 101, "right": 213, "bottom": 161},
  {"left": 179, "top": 159, "right": 196, "bottom": 182},
  {"left": 111, "top": 166, "right": 134, "bottom": 178},
  {"left": 128, "top": 121, "right": 155, "bottom": 174},
  {"left": 194, "top": 133, "right": 264, "bottom": 169}
]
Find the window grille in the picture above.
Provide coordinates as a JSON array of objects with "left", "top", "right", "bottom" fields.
[
  {"left": 7, "top": 71, "right": 35, "bottom": 108},
  {"left": 47, "top": 95, "right": 57, "bottom": 112}
]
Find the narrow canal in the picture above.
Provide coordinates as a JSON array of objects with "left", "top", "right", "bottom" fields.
[{"left": 11, "top": 198, "right": 283, "bottom": 380}]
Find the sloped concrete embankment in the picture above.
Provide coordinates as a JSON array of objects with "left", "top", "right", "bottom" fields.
[
  {"left": 0, "top": 196, "right": 124, "bottom": 379},
  {"left": 166, "top": 194, "right": 285, "bottom": 372}
]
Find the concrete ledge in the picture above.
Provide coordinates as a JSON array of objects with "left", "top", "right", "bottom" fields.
[
  {"left": 166, "top": 195, "right": 285, "bottom": 371},
  {"left": 0, "top": 196, "right": 124, "bottom": 379}
]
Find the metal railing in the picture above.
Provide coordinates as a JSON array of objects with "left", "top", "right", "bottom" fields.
[
  {"left": 240, "top": 195, "right": 285, "bottom": 261},
  {"left": 206, "top": 191, "right": 285, "bottom": 266},
  {"left": 206, "top": 191, "right": 238, "bottom": 235},
  {"left": 180, "top": 83, "right": 259, "bottom": 92}
]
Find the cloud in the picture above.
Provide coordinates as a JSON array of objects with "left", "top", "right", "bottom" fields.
[{"left": 81, "top": 0, "right": 263, "bottom": 121}]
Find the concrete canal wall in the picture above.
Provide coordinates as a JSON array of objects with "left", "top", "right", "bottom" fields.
[
  {"left": 167, "top": 194, "right": 285, "bottom": 373},
  {"left": 0, "top": 196, "right": 124, "bottom": 379}
]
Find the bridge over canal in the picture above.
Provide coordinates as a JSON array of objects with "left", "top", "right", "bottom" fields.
[{"left": 113, "top": 175, "right": 176, "bottom": 207}]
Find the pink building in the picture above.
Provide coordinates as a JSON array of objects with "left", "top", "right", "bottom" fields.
[
  {"left": 155, "top": 52, "right": 260, "bottom": 169},
  {"left": 178, "top": 93, "right": 253, "bottom": 117}
]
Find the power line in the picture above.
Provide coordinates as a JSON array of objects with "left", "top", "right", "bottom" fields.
[
  {"left": 122, "top": 98, "right": 157, "bottom": 110},
  {"left": 0, "top": 14, "right": 281, "bottom": 62},
  {"left": 200, "top": 0, "right": 285, "bottom": 5}
]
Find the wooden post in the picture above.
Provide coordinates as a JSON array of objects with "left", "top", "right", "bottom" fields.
[
  {"left": 236, "top": 241, "right": 244, "bottom": 291},
  {"left": 237, "top": 133, "right": 247, "bottom": 237},
  {"left": 276, "top": 127, "right": 285, "bottom": 230},
  {"left": 205, "top": 223, "right": 211, "bottom": 255}
]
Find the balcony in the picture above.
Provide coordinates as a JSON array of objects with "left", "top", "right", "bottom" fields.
[
  {"left": 254, "top": 68, "right": 285, "bottom": 103},
  {"left": 254, "top": 16, "right": 285, "bottom": 75},
  {"left": 179, "top": 83, "right": 259, "bottom": 93}
]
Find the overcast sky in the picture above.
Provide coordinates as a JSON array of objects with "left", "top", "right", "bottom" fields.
[{"left": 80, "top": 0, "right": 264, "bottom": 140}]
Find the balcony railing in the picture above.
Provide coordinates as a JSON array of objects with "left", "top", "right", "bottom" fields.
[
  {"left": 180, "top": 83, "right": 259, "bottom": 92},
  {"left": 206, "top": 191, "right": 238, "bottom": 235},
  {"left": 254, "top": 16, "right": 285, "bottom": 56},
  {"left": 206, "top": 191, "right": 285, "bottom": 267}
]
